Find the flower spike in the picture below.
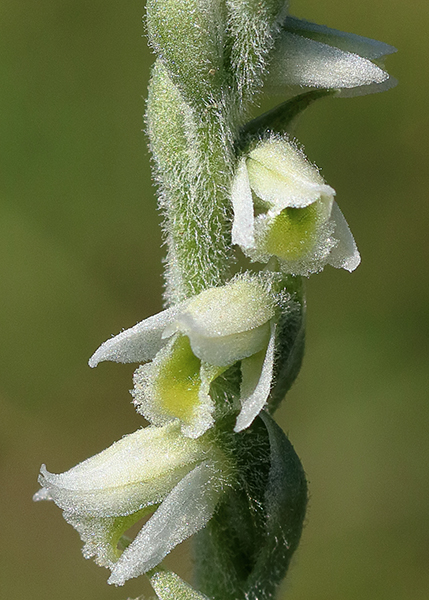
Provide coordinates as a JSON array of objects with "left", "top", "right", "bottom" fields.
[{"left": 34, "top": 2, "right": 395, "bottom": 595}]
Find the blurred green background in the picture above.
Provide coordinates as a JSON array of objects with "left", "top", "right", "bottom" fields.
[{"left": 1, "top": 1, "right": 427, "bottom": 599}]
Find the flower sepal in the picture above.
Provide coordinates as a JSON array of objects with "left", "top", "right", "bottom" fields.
[{"left": 265, "top": 16, "right": 397, "bottom": 97}]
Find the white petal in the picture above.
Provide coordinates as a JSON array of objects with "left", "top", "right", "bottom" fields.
[
  {"left": 267, "top": 32, "right": 390, "bottom": 91},
  {"left": 327, "top": 201, "right": 361, "bottom": 272},
  {"left": 284, "top": 17, "right": 397, "bottom": 60},
  {"left": 247, "top": 141, "right": 335, "bottom": 212},
  {"left": 108, "top": 461, "right": 224, "bottom": 585},
  {"left": 177, "top": 279, "right": 275, "bottom": 338},
  {"left": 36, "top": 423, "right": 206, "bottom": 517},
  {"left": 234, "top": 322, "right": 276, "bottom": 432},
  {"left": 171, "top": 279, "right": 275, "bottom": 366},
  {"left": 88, "top": 305, "right": 182, "bottom": 367},
  {"left": 187, "top": 321, "right": 272, "bottom": 366},
  {"left": 231, "top": 157, "right": 255, "bottom": 249}
]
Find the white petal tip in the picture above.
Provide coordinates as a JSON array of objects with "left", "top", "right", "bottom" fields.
[
  {"left": 107, "top": 573, "right": 125, "bottom": 587},
  {"left": 233, "top": 419, "right": 246, "bottom": 434},
  {"left": 88, "top": 356, "right": 98, "bottom": 368},
  {"left": 231, "top": 227, "right": 255, "bottom": 250},
  {"left": 328, "top": 202, "right": 361, "bottom": 272},
  {"left": 343, "top": 250, "right": 361, "bottom": 272},
  {"left": 33, "top": 487, "right": 52, "bottom": 502},
  {"left": 87, "top": 343, "right": 115, "bottom": 368}
]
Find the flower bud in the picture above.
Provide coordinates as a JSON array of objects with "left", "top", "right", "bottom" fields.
[{"left": 149, "top": 568, "right": 210, "bottom": 600}]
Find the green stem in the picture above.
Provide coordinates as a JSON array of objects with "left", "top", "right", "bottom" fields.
[{"left": 146, "top": 62, "right": 235, "bottom": 303}]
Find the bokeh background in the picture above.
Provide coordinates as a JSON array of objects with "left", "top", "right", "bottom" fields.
[{"left": 1, "top": 1, "right": 427, "bottom": 599}]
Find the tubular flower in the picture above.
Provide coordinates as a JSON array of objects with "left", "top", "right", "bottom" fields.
[
  {"left": 89, "top": 277, "right": 280, "bottom": 436},
  {"left": 231, "top": 136, "right": 361, "bottom": 276},
  {"left": 33, "top": 422, "right": 231, "bottom": 586},
  {"left": 266, "top": 16, "right": 397, "bottom": 96}
]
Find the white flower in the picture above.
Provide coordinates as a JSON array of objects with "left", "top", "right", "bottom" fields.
[
  {"left": 265, "top": 16, "right": 397, "bottom": 96},
  {"left": 89, "top": 277, "right": 278, "bottom": 436},
  {"left": 231, "top": 136, "right": 360, "bottom": 276},
  {"left": 33, "top": 422, "right": 230, "bottom": 586}
]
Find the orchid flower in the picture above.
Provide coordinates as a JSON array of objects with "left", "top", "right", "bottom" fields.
[
  {"left": 33, "top": 422, "right": 231, "bottom": 586},
  {"left": 231, "top": 136, "right": 361, "bottom": 276},
  {"left": 265, "top": 16, "right": 397, "bottom": 96},
  {"left": 89, "top": 277, "right": 280, "bottom": 437}
]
